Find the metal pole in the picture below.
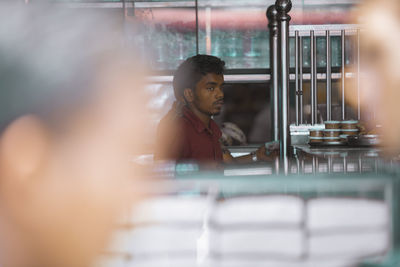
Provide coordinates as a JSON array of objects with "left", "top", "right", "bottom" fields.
[
  {"left": 328, "top": 156, "right": 332, "bottom": 174},
  {"left": 295, "top": 30, "right": 299, "bottom": 125},
  {"left": 122, "top": 0, "right": 126, "bottom": 19},
  {"left": 195, "top": 0, "right": 199, "bottom": 55},
  {"left": 313, "top": 33, "right": 317, "bottom": 123},
  {"left": 341, "top": 30, "right": 346, "bottom": 120},
  {"left": 357, "top": 29, "right": 361, "bottom": 120},
  {"left": 326, "top": 30, "right": 332, "bottom": 121},
  {"left": 276, "top": 0, "right": 292, "bottom": 174},
  {"left": 299, "top": 36, "right": 304, "bottom": 124},
  {"left": 312, "top": 156, "right": 316, "bottom": 175},
  {"left": 311, "top": 30, "right": 315, "bottom": 125},
  {"left": 267, "top": 5, "right": 279, "bottom": 141}
]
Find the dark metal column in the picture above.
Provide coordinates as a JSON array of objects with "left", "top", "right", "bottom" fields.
[
  {"left": 276, "top": 0, "right": 292, "bottom": 174},
  {"left": 295, "top": 30, "right": 299, "bottom": 126},
  {"left": 357, "top": 29, "right": 361, "bottom": 120},
  {"left": 267, "top": 5, "right": 279, "bottom": 142},
  {"left": 326, "top": 30, "right": 332, "bottom": 121},
  {"left": 195, "top": 0, "right": 199, "bottom": 54},
  {"left": 299, "top": 36, "right": 304, "bottom": 124},
  {"left": 310, "top": 30, "right": 316, "bottom": 125},
  {"left": 341, "top": 30, "right": 346, "bottom": 120}
]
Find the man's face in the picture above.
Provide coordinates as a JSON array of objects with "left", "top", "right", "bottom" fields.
[{"left": 192, "top": 73, "right": 225, "bottom": 116}]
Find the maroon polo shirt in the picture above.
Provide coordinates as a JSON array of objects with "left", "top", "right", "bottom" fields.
[{"left": 154, "top": 105, "right": 223, "bottom": 163}]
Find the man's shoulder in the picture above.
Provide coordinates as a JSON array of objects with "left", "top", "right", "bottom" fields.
[
  {"left": 157, "top": 109, "right": 192, "bottom": 137},
  {"left": 158, "top": 109, "right": 183, "bottom": 128}
]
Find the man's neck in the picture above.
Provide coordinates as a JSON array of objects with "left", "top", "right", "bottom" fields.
[{"left": 188, "top": 106, "right": 211, "bottom": 128}]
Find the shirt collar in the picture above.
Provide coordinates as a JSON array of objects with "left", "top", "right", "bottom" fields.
[{"left": 182, "top": 106, "right": 221, "bottom": 137}]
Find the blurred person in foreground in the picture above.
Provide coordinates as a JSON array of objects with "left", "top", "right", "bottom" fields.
[
  {"left": 351, "top": 0, "right": 400, "bottom": 155},
  {"left": 0, "top": 3, "right": 148, "bottom": 267},
  {"left": 154, "top": 55, "right": 278, "bottom": 166}
]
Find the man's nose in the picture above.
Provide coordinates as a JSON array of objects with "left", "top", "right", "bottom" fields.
[{"left": 215, "top": 87, "right": 224, "bottom": 99}]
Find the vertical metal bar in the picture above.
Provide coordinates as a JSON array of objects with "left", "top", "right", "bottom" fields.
[
  {"left": 195, "top": 0, "right": 199, "bottom": 54},
  {"left": 267, "top": 5, "right": 279, "bottom": 141},
  {"left": 275, "top": 157, "right": 280, "bottom": 174},
  {"left": 357, "top": 29, "right": 361, "bottom": 120},
  {"left": 205, "top": 7, "right": 212, "bottom": 54},
  {"left": 122, "top": 0, "right": 127, "bottom": 22},
  {"left": 296, "top": 156, "right": 300, "bottom": 174},
  {"left": 295, "top": 30, "right": 299, "bottom": 125},
  {"left": 341, "top": 30, "right": 346, "bottom": 120},
  {"left": 299, "top": 36, "right": 304, "bottom": 124},
  {"left": 326, "top": 30, "right": 332, "bottom": 121},
  {"left": 328, "top": 156, "right": 332, "bottom": 174},
  {"left": 276, "top": 1, "right": 292, "bottom": 175},
  {"left": 313, "top": 33, "right": 318, "bottom": 123},
  {"left": 312, "top": 157, "right": 316, "bottom": 175},
  {"left": 310, "top": 30, "right": 315, "bottom": 125}
]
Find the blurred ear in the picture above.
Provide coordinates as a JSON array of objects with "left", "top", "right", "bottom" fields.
[
  {"left": 0, "top": 115, "right": 50, "bottom": 182},
  {"left": 183, "top": 88, "right": 194, "bottom": 103}
]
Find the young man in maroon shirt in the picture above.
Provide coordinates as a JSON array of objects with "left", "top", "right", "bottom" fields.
[{"left": 154, "top": 54, "right": 274, "bottom": 165}]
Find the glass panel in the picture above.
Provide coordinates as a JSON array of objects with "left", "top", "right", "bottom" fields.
[
  {"left": 47, "top": 0, "right": 361, "bottom": 71},
  {"left": 196, "top": 0, "right": 360, "bottom": 70},
  {"left": 295, "top": 36, "right": 356, "bottom": 69},
  {"left": 197, "top": 4, "right": 269, "bottom": 69},
  {"left": 126, "top": 1, "right": 196, "bottom": 70}
]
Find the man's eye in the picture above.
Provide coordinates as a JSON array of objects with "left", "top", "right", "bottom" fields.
[{"left": 207, "top": 87, "right": 215, "bottom": 91}]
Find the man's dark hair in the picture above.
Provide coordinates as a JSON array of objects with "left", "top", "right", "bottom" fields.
[{"left": 172, "top": 54, "right": 225, "bottom": 99}]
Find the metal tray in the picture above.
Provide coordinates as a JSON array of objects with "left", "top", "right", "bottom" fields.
[
  {"left": 347, "top": 135, "right": 380, "bottom": 147},
  {"left": 308, "top": 141, "right": 347, "bottom": 147}
]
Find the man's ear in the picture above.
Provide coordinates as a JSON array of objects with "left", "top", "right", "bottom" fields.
[
  {"left": 183, "top": 88, "right": 194, "bottom": 103},
  {"left": 0, "top": 115, "right": 50, "bottom": 182}
]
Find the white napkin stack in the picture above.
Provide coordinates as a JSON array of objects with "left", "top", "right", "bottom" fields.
[
  {"left": 309, "top": 230, "right": 389, "bottom": 258},
  {"left": 307, "top": 198, "right": 390, "bottom": 259},
  {"left": 105, "top": 195, "right": 391, "bottom": 267},
  {"left": 213, "top": 195, "right": 304, "bottom": 226},
  {"left": 127, "top": 257, "right": 199, "bottom": 267},
  {"left": 210, "top": 228, "right": 303, "bottom": 257},
  {"left": 212, "top": 195, "right": 305, "bottom": 260},
  {"left": 129, "top": 225, "right": 202, "bottom": 255},
  {"left": 213, "top": 258, "right": 359, "bottom": 267},
  {"left": 125, "top": 195, "right": 210, "bottom": 267},
  {"left": 130, "top": 196, "right": 211, "bottom": 225},
  {"left": 308, "top": 198, "right": 389, "bottom": 230}
]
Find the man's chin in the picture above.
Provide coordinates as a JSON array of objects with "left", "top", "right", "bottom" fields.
[{"left": 211, "top": 110, "right": 221, "bottom": 116}]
